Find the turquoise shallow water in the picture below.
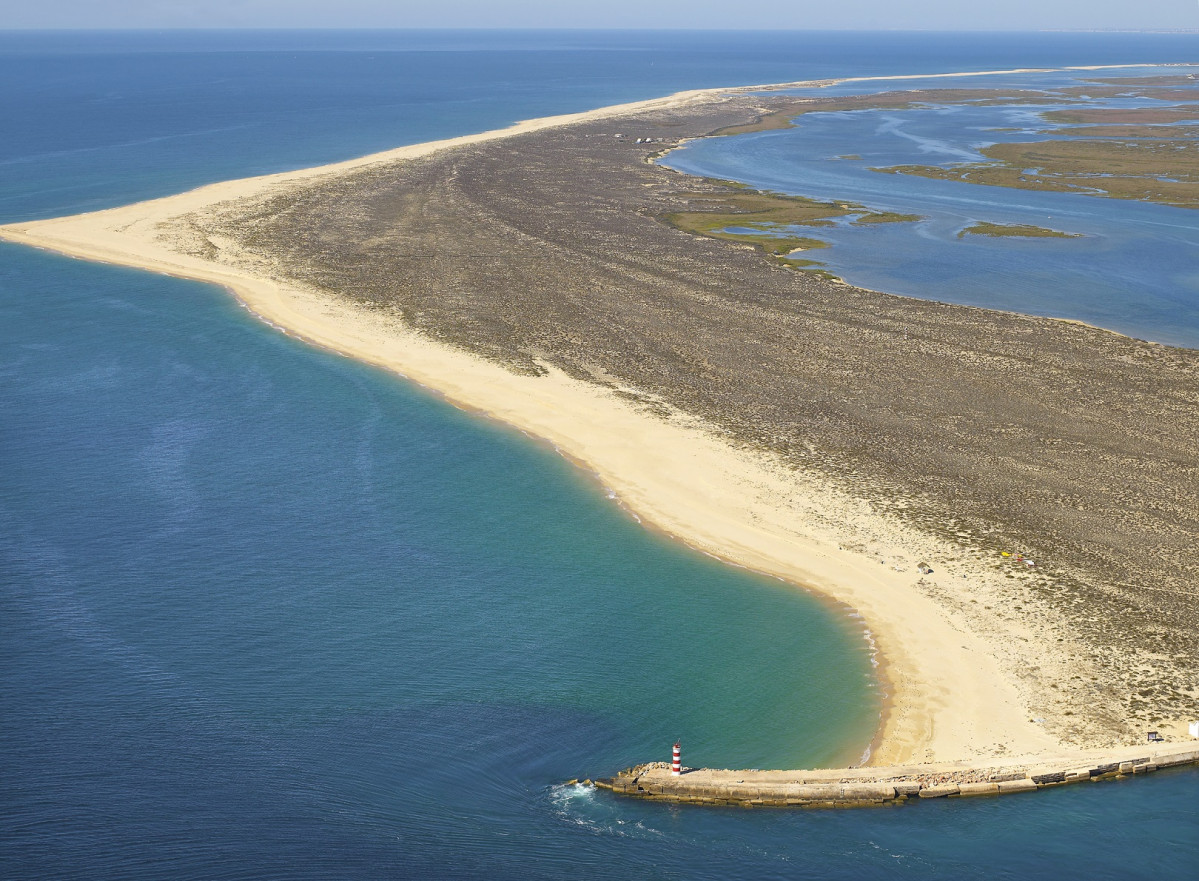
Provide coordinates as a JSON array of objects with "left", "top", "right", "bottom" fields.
[{"left": 1, "top": 30, "right": 1196, "bottom": 880}]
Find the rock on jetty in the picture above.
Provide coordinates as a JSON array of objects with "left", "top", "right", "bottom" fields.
[{"left": 594, "top": 743, "right": 1199, "bottom": 808}]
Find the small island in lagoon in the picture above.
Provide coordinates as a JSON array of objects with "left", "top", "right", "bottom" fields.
[{"left": 957, "top": 222, "right": 1083, "bottom": 238}]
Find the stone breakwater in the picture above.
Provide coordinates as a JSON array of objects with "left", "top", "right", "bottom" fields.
[{"left": 592, "top": 743, "right": 1199, "bottom": 808}]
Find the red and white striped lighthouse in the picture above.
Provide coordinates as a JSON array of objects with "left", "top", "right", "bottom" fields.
[{"left": 671, "top": 741, "right": 681, "bottom": 776}]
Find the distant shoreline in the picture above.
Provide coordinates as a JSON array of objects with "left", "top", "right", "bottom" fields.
[{"left": 3, "top": 62, "right": 1196, "bottom": 774}]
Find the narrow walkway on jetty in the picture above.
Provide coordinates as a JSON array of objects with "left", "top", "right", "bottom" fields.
[{"left": 594, "top": 742, "right": 1199, "bottom": 808}]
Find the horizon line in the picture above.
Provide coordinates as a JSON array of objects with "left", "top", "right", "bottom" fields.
[{"left": 4, "top": 26, "right": 1199, "bottom": 34}]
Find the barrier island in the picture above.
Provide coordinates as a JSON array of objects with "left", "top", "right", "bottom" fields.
[{"left": 3, "top": 66, "right": 1197, "bottom": 798}]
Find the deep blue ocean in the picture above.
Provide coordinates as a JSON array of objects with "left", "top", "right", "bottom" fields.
[{"left": 1, "top": 30, "right": 1195, "bottom": 880}]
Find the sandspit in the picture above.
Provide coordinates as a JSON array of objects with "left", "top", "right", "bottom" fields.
[{"left": 3, "top": 65, "right": 1197, "bottom": 779}]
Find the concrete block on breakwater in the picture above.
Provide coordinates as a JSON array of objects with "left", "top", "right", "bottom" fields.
[{"left": 591, "top": 743, "right": 1199, "bottom": 809}]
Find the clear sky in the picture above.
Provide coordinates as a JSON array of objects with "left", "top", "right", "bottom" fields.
[{"left": 2, "top": 0, "right": 1197, "bottom": 31}]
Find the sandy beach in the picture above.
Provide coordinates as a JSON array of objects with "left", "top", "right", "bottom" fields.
[{"left": 3, "top": 65, "right": 1196, "bottom": 771}]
